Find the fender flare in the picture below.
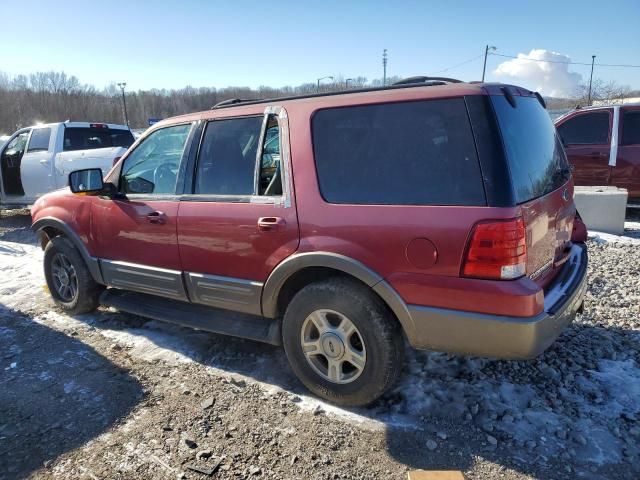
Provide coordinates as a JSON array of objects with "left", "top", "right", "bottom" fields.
[
  {"left": 261, "top": 252, "right": 417, "bottom": 341},
  {"left": 31, "top": 217, "right": 104, "bottom": 284}
]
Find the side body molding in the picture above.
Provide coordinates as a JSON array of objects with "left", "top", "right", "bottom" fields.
[
  {"left": 261, "top": 252, "right": 417, "bottom": 342},
  {"left": 32, "top": 217, "right": 105, "bottom": 284}
]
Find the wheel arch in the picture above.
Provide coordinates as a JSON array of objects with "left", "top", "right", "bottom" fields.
[
  {"left": 261, "top": 252, "right": 417, "bottom": 342},
  {"left": 32, "top": 217, "right": 104, "bottom": 284}
]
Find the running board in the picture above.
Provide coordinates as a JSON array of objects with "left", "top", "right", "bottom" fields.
[{"left": 99, "top": 289, "right": 282, "bottom": 346}]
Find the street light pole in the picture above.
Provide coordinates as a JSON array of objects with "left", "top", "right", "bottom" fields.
[
  {"left": 316, "top": 76, "right": 333, "bottom": 93},
  {"left": 382, "top": 49, "right": 388, "bottom": 86},
  {"left": 481, "top": 45, "right": 496, "bottom": 82},
  {"left": 587, "top": 55, "right": 596, "bottom": 106},
  {"left": 117, "top": 82, "right": 129, "bottom": 127},
  {"left": 345, "top": 78, "right": 354, "bottom": 89}
]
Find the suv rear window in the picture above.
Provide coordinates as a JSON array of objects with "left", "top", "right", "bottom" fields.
[
  {"left": 491, "top": 95, "right": 570, "bottom": 204},
  {"left": 312, "top": 99, "right": 485, "bottom": 205},
  {"left": 63, "top": 127, "right": 134, "bottom": 151}
]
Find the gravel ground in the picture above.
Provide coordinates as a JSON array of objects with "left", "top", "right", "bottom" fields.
[{"left": 0, "top": 209, "right": 639, "bottom": 480}]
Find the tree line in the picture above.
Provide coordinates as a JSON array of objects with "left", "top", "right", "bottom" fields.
[
  {"left": 0, "top": 70, "right": 636, "bottom": 135},
  {"left": 0, "top": 71, "right": 377, "bottom": 135}
]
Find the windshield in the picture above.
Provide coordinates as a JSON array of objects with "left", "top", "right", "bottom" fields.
[{"left": 491, "top": 95, "right": 570, "bottom": 204}]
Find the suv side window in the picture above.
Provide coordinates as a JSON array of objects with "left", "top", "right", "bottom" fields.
[
  {"left": 120, "top": 124, "right": 192, "bottom": 195},
  {"left": 259, "top": 115, "right": 282, "bottom": 195},
  {"left": 312, "top": 98, "right": 485, "bottom": 206},
  {"left": 195, "top": 116, "right": 263, "bottom": 195},
  {"left": 27, "top": 128, "right": 52, "bottom": 152},
  {"left": 557, "top": 112, "right": 610, "bottom": 145},
  {"left": 622, "top": 110, "right": 640, "bottom": 145}
]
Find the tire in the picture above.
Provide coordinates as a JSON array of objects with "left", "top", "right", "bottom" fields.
[
  {"left": 282, "top": 277, "right": 404, "bottom": 406},
  {"left": 44, "top": 236, "right": 103, "bottom": 314}
]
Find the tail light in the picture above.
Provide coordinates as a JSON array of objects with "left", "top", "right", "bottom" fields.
[
  {"left": 113, "top": 156, "right": 122, "bottom": 166},
  {"left": 462, "top": 218, "right": 527, "bottom": 280}
]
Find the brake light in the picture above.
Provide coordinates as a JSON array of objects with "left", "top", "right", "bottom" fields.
[
  {"left": 462, "top": 218, "right": 527, "bottom": 280},
  {"left": 113, "top": 156, "right": 122, "bottom": 166},
  {"left": 90, "top": 123, "right": 108, "bottom": 129}
]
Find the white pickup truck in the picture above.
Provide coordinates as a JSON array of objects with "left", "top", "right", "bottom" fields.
[{"left": 0, "top": 121, "right": 134, "bottom": 208}]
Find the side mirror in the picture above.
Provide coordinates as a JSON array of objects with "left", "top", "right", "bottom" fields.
[{"left": 69, "top": 168, "right": 104, "bottom": 195}]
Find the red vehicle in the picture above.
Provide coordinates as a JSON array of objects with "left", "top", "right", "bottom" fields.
[
  {"left": 31, "top": 80, "right": 588, "bottom": 406},
  {"left": 555, "top": 103, "right": 640, "bottom": 200}
]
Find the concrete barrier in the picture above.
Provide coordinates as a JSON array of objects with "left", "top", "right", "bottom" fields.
[{"left": 573, "top": 186, "right": 628, "bottom": 235}]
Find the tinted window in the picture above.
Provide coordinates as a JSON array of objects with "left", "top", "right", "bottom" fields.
[
  {"left": 195, "top": 117, "right": 263, "bottom": 195},
  {"left": 121, "top": 124, "right": 191, "bottom": 194},
  {"left": 27, "top": 128, "right": 51, "bottom": 152},
  {"left": 312, "top": 99, "right": 485, "bottom": 205},
  {"left": 492, "top": 95, "right": 570, "bottom": 204},
  {"left": 64, "top": 128, "right": 134, "bottom": 151},
  {"left": 557, "top": 112, "right": 610, "bottom": 145},
  {"left": 622, "top": 110, "right": 640, "bottom": 145}
]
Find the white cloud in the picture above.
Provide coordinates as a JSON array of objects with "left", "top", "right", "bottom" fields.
[{"left": 493, "top": 49, "right": 583, "bottom": 97}]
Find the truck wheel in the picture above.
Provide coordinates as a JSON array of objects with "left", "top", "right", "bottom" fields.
[
  {"left": 282, "top": 277, "right": 404, "bottom": 406},
  {"left": 44, "top": 236, "right": 103, "bottom": 314}
]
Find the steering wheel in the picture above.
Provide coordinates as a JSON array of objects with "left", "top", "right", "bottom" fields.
[{"left": 153, "top": 162, "right": 178, "bottom": 193}]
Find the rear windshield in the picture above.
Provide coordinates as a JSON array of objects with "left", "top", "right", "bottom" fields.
[
  {"left": 312, "top": 99, "right": 486, "bottom": 206},
  {"left": 491, "top": 95, "right": 570, "bottom": 204},
  {"left": 63, "top": 127, "right": 134, "bottom": 151}
]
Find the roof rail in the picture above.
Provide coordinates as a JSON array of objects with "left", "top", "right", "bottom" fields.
[
  {"left": 393, "top": 76, "right": 463, "bottom": 86},
  {"left": 211, "top": 98, "right": 261, "bottom": 109},
  {"left": 207, "top": 81, "right": 472, "bottom": 110}
]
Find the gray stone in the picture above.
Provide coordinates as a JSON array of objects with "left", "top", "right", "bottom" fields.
[{"left": 426, "top": 439, "right": 438, "bottom": 451}]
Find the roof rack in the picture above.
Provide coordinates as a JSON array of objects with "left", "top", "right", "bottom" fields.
[
  {"left": 212, "top": 98, "right": 262, "bottom": 109},
  {"left": 392, "top": 76, "right": 463, "bottom": 85},
  {"left": 208, "top": 78, "right": 471, "bottom": 110}
]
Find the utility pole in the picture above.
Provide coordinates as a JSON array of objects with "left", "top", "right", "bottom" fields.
[
  {"left": 382, "top": 49, "right": 388, "bottom": 86},
  {"left": 481, "top": 45, "right": 496, "bottom": 82},
  {"left": 587, "top": 55, "right": 596, "bottom": 106},
  {"left": 117, "top": 82, "right": 129, "bottom": 127},
  {"left": 316, "top": 76, "right": 333, "bottom": 93}
]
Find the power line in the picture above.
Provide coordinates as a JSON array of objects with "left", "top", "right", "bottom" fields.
[
  {"left": 430, "top": 54, "right": 485, "bottom": 74},
  {"left": 489, "top": 52, "right": 640, "bottom": 68}
]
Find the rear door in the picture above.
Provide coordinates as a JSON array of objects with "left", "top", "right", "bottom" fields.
[
  {"left": 613, "top": 107, "right": 640, "bottom": 198},
  {"left": 556, "top": 110, "right": 612, "bottom": 186},
  {"left": 177, "top": 107, "right": 299, "bottom": 315},
  {"left": 91, "top": 123, "right": 195, "bottom": 300},
  {"left": 491, "top": 94, "right": 575, "bottom": 283}
]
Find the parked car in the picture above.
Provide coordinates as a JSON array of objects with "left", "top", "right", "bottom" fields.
[
  {"left": 31, "top": 82, "right": 588, "bottom": 406},
  {"left": 1, "top": 121, "right": 134, "bottom": 208},
  {"left": 555, "top": 104, "right": 640, "bottom": 200}
]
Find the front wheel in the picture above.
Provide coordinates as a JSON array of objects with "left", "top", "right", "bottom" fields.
[
  {"left": 44, "top": 236, "right": 103, "bottom": 314},
  {"left": 282, "top": 278, "right": 404, "bottom": 406}
]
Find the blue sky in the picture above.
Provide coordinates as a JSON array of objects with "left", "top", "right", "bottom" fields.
[{"left": 3, "top": 0, "right": 639, "bottom": 95}]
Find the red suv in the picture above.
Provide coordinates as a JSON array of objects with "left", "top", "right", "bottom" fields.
[
  {"left": 555, "top": 104, "right": 640, "bottom": 200},
  {"left": 31, "top": 81, "right": 588, "bottom": 406}
]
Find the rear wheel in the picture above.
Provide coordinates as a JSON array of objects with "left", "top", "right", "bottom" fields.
[
  {"left": 282, "top": 277, "right": 404, "bottom": 406},
  {"left": 44, "top": 236, "right": 103, "bottom": 314}
]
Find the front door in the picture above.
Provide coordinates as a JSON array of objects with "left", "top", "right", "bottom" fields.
[
  {"left": 19, "top": 127, "right": 55, "bottom": 202},
  {"left": 91, "top": 122, "right": 195, "bottom": 300},
  {"left": 613, "top": 107, "right": 640, "bottom": 198},
  {"left": 177, "top": 108, "right": 299, "bottom": 315},
  {"left": 557, "top": 110, "right": 612, "bottom": 186}
]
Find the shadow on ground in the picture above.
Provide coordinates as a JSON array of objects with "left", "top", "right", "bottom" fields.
[{"left": 0, "top": 306, "right": 143, "bottom": 480}]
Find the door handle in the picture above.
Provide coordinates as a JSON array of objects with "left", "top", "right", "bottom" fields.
[
  {"left": 257, "top": 217, "right": 286, "bottom": 231},
  {"left": 39, "top": 159, "right": 50, "bottom": 165},
  {"left": 146, "top": 211, "right": 166, "bottom": 224}
]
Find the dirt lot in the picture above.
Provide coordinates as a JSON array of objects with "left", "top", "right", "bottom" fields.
[{"left": 1, "top": 209, "right": 639, "bottom": 480}]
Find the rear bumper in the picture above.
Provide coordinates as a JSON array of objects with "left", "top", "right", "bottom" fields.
[{"left": 407, "top": 243, "right": 588, "bottom": 359}]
